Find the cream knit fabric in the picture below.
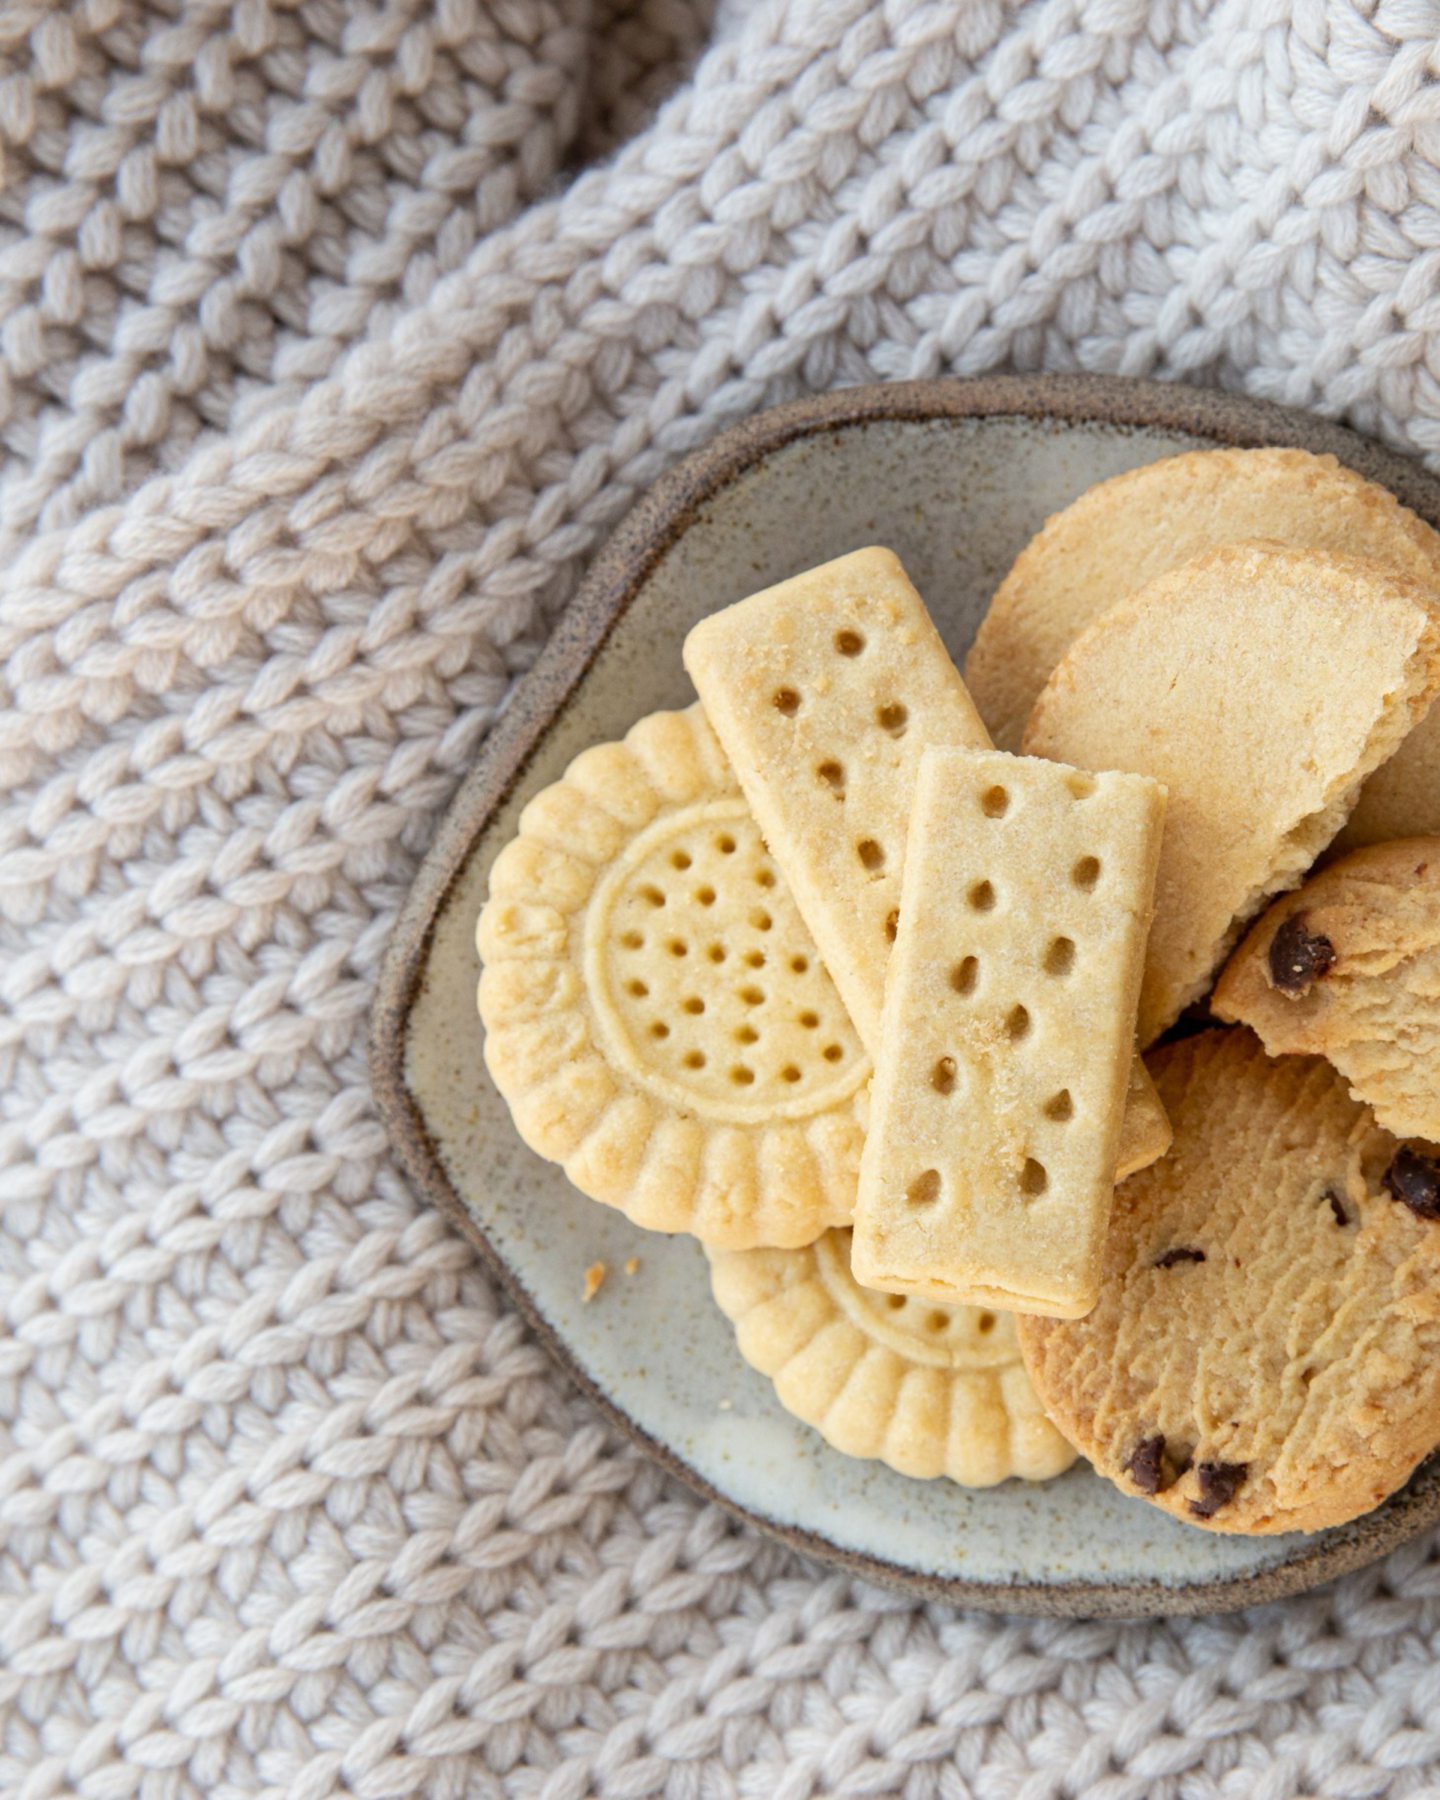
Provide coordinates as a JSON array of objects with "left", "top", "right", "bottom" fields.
[{"left": 5, "top": 2, "right": 1440, "bottom": 1795}]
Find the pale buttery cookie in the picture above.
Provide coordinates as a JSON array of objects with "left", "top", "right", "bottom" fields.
[
  {"left": 1019, "top": 1029, "right": 1440, "bottom": 1536},
  {"left": 707, "top": 1229, "right": 1076, "bottom": 1486},
  {"left": 683, "top": 546, "right": 992, "bottom": 1052},
  {"left": 1023, "top": 542, "right": 1440, "bottom": 1045},
  {"left": 476, "top": 706, "right": 869, "bottom": 1248},
  {"left": 851, "top": 749, "right": 1165, "bottom": 1319},
  {"left": 965, "top": 447, "right": 1440, "bottom": 758},
  {"left": 1342, "top": 724, "right": 1440, "bottom": 852},
  {"left": 683, "top": 546, "right": 1170, "bottom": 1175},
  {"left": 1213, "top": 838, "right": 1440, "bottom": 1141},
  {"left": 1117, "top": 1059, "right": 1172, "bottom": 1181}
]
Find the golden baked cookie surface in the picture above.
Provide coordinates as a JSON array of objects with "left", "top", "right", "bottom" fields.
[
  {"left": 709, "top": 1229, "right": 1076, "bottom": 1486},
  {"left": 1214, "top": 837, "right": 1440, "bottom": 1141},
  {"left": 967, "top": 446, "right": 1440, "bottom": 754},
  {"left": 851, "top": 747, "right": 1165, "bottom": 1320},
  {"left": 583, "top": 796, "right": 864, "bottom": 1122},
  {"left": 1019, "top": 1030, "right": 1440, "bottom": 1535},
  {"left": 1022, "top": 541, "right": 1440, "bottom": 1043},
  {"left": 477, "top": 706, "right": 869, "bottom": 1248},
  {"left": 683, "top": 546, "right": 992, "bottom": 1054}
]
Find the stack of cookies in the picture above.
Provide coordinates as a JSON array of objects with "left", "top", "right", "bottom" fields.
[{"left": 477, "top": 446, "right": 1440, "bottom": 1536}]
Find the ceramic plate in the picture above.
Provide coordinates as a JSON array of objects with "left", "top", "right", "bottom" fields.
[{"left": 371, "top": 376, "right": 1440, "bottom": 1617}]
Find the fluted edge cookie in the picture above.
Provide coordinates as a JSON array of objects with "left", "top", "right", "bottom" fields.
[
  {"left": 1019, "top": 1030, "right": 1440, "bottom": 1535},
  {"left": 708, "top": 1229, "right": 1076, "bottom": 1486},
  {"left": 1213, "top": 838, "right": 1440, "bottom": 1140},
  {"left": 1023, "top": 541, "right": 1440, "bottom": 1043},
  {"left": 476, "top": 705, "right": 870, "bottom": 1248},
  {"left": 683, "top": 546, "right": 991, "bottom": 1054}
]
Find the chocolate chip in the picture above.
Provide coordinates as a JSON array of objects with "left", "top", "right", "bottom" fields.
[
  {"left": 1383, "top": 1146, "right": 1440, "bottom": 1221},
  {"left": 1268, "top": 913, "right": 1336, "bottom": 994},
  {"left": 1153, "top": 1247, "right": 1206, "bottom": 1268},
  {"left": 1125, "top": 1435, "right": 1191, "bottom": 1495},
  {"left": 1324, "top": 1189, "right": 1351, "bottom": 1227},
  {"left": 1188, "top": 1460, "right": 1248, "bottom": 1519},
  {"left": 1126, "top": 1436, "right": 1166, "bottom": 1495}
]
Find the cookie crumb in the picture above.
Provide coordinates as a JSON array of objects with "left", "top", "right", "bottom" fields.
[
  {"left": 624, "top": 1257, "right": 641, "bottom": 1276},
  {"left": 582, "top": 1262, "right": 607, "bottom": 1302},
  {"left": 1188, "top": 1459, "right": 1248, "bottom": 1519},
  {"left": 1383, "top": 1147, "right": 1440, "bottom": 1221},
  {"left": 1153, "top": 1247, "right": 1205, "bottom": 1268},
  {"left": 718, "top": 1398, "right": 733, "bottom": 1411},
  {"left": 1267, "top": 913, "right": 1336, "bottom": 994}
]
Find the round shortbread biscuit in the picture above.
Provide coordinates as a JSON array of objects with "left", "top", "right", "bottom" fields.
[
  {"left": 1213, "top": 838, "right": 1440, "bottom": 1141},
  {"left": 476, "top": 705, "right": 869, "bottom": 1248},
  {"left": 707, "top": 1229, "right": 1075, "bottom": 1485},
  {"left": 1019, "top": 1030, "right": 1440, "bottom": 1536},
  {"left": 1022, "top": 542, "right": 1440, "bottom": 1044},
  {"left": 966, "top": 446, "right": 1440, "bottom": 754}
]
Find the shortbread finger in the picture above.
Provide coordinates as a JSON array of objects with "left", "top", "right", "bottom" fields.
[
  {"left": 851, "top": 748, "right": 1165, "bottom": 1319},
  {"left": 684, "top": 547, "right": 1169, "bottom": 1174},
  {"left": 683, "top": 547, "right": 991, "bottom": 1053}
]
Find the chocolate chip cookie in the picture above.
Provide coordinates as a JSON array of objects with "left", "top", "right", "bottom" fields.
[
  {"left": 1018, "top": 1029, "right": 1440, "bottom": 1535},
  {"left": 1213, "top": 838, "right": 1440, "bottom": 1140}
]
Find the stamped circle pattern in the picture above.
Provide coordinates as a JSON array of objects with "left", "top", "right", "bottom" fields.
[
  {"left": 708, "top": 1228, "right": 1076, "bottom": 1486},
  {"left": 588, "top": 800, "right": 865, "bottom": 1121},
  {"left": 477, "top": 706, "right": 870, "bottom": 1248},
  {"left": 813, "top": 1231, "right": 1016, "bottom": 1370}
]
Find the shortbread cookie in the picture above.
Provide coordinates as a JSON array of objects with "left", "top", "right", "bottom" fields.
[
  {"left": 1023, "top": 542, "right": 1440, "bottom": 1044},
  {"left": 476, "top": 706, "right": 869, "bottom": 1248},
  {"left": 1118, "top": 1059, "right": 1172, "bottom": 1181},
  {"left": 851, "top": 749, "right": 1165, "bottom": 1319},
  {"left": 966, "top": 447, "right": 1440, "bottom": 754},
  {"left": 1342, "top": 726, "right": 1440, "bottom": 851},
  {"left": 682, "top": 547, "right": 1169, "bottom": 1175},
  {"left": 683, "top": 546, "right": 992, "bottom": 1053},
  {"left": 1213, "top": 839, "right": 1440, "bottom": 1140},
  {"left": 708, "top": 1229, "right": 1076, "bottom": 1485},
  {"left": 1019, "top": 1030, "right": 1440, "bottom": 1535}
]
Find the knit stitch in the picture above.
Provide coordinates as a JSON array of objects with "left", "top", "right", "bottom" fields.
[{"left": 5, "top": 2, "right": 1440, "bottom": 1796}]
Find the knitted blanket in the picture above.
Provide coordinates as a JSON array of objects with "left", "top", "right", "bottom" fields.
[{"left": 5, "top": 2, "right": 1440, "bottom": 1795}]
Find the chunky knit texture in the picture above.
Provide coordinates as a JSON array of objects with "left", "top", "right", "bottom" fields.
[{"left": 6, "top": 2, "right": 1440, "bottom": 1795}]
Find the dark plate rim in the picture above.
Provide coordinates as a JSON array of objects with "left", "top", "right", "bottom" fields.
[{"left": 369, "top": 374, "right": 1440, "bottom": 1619}]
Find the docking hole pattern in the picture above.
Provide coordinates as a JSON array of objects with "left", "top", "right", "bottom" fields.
[
  {"left": 899, "top": 768, "right": 1112, "bottom": 1213},
  {"left": 478, "top": 708, "right": 870, "bottom": 1247}
]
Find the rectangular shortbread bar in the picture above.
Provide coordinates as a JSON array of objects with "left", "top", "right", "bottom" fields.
[
  {"left": 684, "top": 546, "right": 991, "bottom": 1053},
  {"left": 684, "top": 548, "right": 1169, "bottom": 1183},
  {"left": 851, "top": 746, "right": 1165, "bottom": 1318}
]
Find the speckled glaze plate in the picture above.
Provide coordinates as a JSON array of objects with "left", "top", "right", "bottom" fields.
[{"left": 371, "top": 376, "right": 1440, "bottom": 1617}]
